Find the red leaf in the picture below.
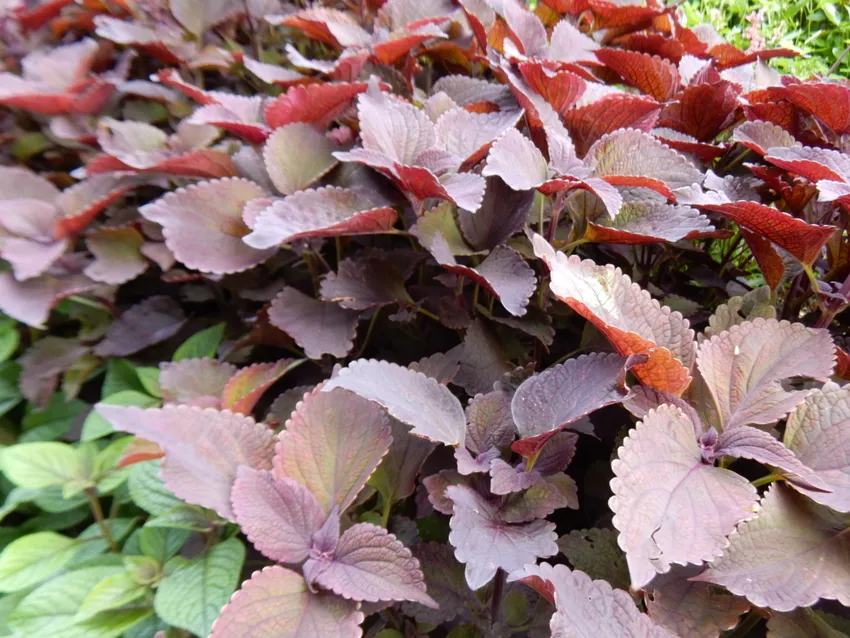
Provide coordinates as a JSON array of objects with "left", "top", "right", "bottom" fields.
[
  {"left": 85, "top": 149, "right": 236, "bottom": 180},
  {"left": 518, "top": 61, "right": 586, "bottom": 116},
  {"left": 15, "top": 0, "right": 75, "bottom": 31},
  {"left": 587, "top": 0, "right": 666, "bottom": 29},
  {"left": 265, "top": 82, "right": 369, "bottom": 130},
  {"left": 658, "top": 81, "right": 740, "bottom": 142},
  {"left": 708, "top": 43, "right": 797, "bottom": 71},
  {"left": 778, "top": 82, "right": 850, "bottom": 134},
  {"left": 614, "top": 33, "right": 684, "bottom": 64},
  {"left": 117, "top": 438, "right": 164, "bottom": 469},
  {"left": 595, "top": 49, "right": 680, "bottom": 102},
  {"left": 740, "top": 227, "right": 785, "bottom": 291},
  {"left": 563, "top": 94, "right": 662, "bottom": 157}
]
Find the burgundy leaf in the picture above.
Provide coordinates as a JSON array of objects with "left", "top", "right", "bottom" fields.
[
  {"left": 267, "top": 287, "right": 359, "bottom": 359},
  {"left": 320, "top": 257, "right": 412, "bottom": 310},
  {"left": 611, "top": 405, "right": 758, "bottom": 588},
  {"left": 370, "top": 417, "right": 437, "bottom": 503},
  {"left": 94, "top": 405, "right": 276, "bottom": 521},
  {"left": 517, "top": 62, "right": 586, "bottom": 116},
  {"left": 658, "top": 81, "right": 740, "bottom": 142},
  {"left": 765, "top": 145, "right": 850, "bottom": 183},
  {"left": 564, "top": 94, "right": 663, "bottom": 157},
  {"left": 221, "top": 359, "right": 304, "bottom": 415},
  {"left": 454, "top": 319, "right": 512, "bottom": 396},
  {"left": 595, "top": 49, "right": 680, "bottom": 102},
  {"left": 499, "top": 473, "right": 578, "bottom": 523},
  {"left": 400, "top": 542, "right": 467, "bottom": 623},
  {"left": 779, "top": 82, "right": 850, "bottom": 134},
  {"left": 465, "top": 391, "right": 516, "bottom": 454},
  {"left": 94, "top": 296, "right": 186, "bottom": 357},
  {"left": 19, "top": 336, "right": 89, "bottom": 407},
  {"left": 160, "top": 358, "right": 237, "bottom": 408}
]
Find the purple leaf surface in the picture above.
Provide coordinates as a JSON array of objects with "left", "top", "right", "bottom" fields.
[{"left": 267, "top": 287, "right": 359, "bottom": 359}]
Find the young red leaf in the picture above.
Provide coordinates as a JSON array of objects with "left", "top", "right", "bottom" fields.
[
  {"left": 94, "top": 405, "right": 275, "bottom": 521},
  {"left": 779, "top": 82, "right": 850, "bottom": 134},
  {"left": 267, "top": 287, "right": 359, "bottom": 359},
  {"left": 784, "top": 383, "right": 850, "bottom": 512},
  {"left": 140, "top": 178, "right": 277, "bottom": 274},
  {"left": 517, "top": 62, "right": 586, "bottom": 116},
  {"left": 210, "top": 566, "right": 363, "bottom": 638},
  {"left": 696, "top": 485, "right": 850, "bottom": 611},
  {"left": 658, "top": 81, "right": 740, "bottom": 142},
  {"left": 595, "top": 49, "right": 680, "bottom": 102},
  {"left": 533, "top": 234, "right": 695, "bottom": 395},
  {"left": 323, "top": 359, "right": 466, "bottom": 446},
  {"left": 611, "top": 405, "right": 758, "bottom": 588},
  {"left": 94, "top": 296, "right": 186, "bottom": 358},
  {"left": 221, "top": 359, "right": 304, "bottom": 414},
  {"left": 265, "top": 82, "right": 369, "bottom": 130},
  {"left": 160, "top": 358, "right": 238, "bottom": 408},
  {"left": 696, "top": 318, "right": 835, "bottom": 430},
  {"left": 263, "top": 124, "right": 338, "bottom": 195},
  {"left": 273, "top": 388, "right": 391, "bottom": 515},
  {"left": 446, "top": 484, "right": 558, "bottom": 590},
  {"left": 563, "top": 94, "right": 663, "bottom": 157}
]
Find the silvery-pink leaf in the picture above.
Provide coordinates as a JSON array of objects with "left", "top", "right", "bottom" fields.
[
  {"left": 458, "top": 175, "right": 535, "bottom": 250},
  {"left": 231, "top": 467, "right": 325, "bottom": 563},
  {"left": 502, "top": 0, "right": 547, "bottom": 56},
  {"left": 438, "top": 172, "right": 486, "bottom": 213},
  {"left": 533, "top": 234, "right": 695, "bottom": 395},
  {"left": 267, "top": 287, "right": 359, "bottom": 359},
  {"left": 322, "top": 359, "right": 466, "bottom": 446},
  {"left": 624, "top": 385, "right": 703, "bottom": 435},
  {"left": 712, "top": 426, "right": 828, "bottom": 490},
  {"left": 221, "top": 359, "right": 304, "bottom": 415},
  {"left": 511, "top": 353, "right": 635, "bottom": 453},
  {"left": 767, "top": 608, "right": 850, "bottom": 638},
  {"left": 410, "top": 350, "right": 460, "bottom": 384},
  {"left": 140, "top": 178, "right": 276, "bottom": 274},
  {"left": 273, "top": 388, "right": 391, "bottom": 515},
  {"left": 94, "top": 296, "right": 186, "bottom": 357},
  {"left": 19, "top": 336, "right": 89, "bottom": 407},
  {"left": 696, "top": 318, "right": 835, "bottom": 430},
  {"left": 489, "top": 458, "right": 540, "bottom": 494},
  {"left": 446, "top": 485, "right": 557, "bottom": 590},
  {"left": 263, "top": 123, "right": 337, "bottom": 195},
  {"left": 731, "top": 120, "right": 798, "bottom": 156},
  {"left": 243, "top": 187, "right": 397, "bottom": 250},
  {"left": 784, "top": 383, "right": 850, "bottom": 512},
  {"left": 465, "top": 391, "right": 516, "bottom": 454},
  {"left": 817, "top": 179, "right": 850, "bottom": 203},
  {"left": 159, "top": 358, "right": 237, "bottom": 407},
  {"left": 1, "top": 235, "right": 68, "bottom": 282},
  {"left": 0, "top": 166, "right": 60, "bottom": 202},
  {"left": 0, "top": 272, "right": 95, "bottom": 328},
  {"left": 508, "top": 563, "right": 675, "bottom": 638},
  {"left": 370, "top": 417, "right": 437, "bottom": 503},
  {"left": 84, "top": 227, "right": 147, "bottom": 285},
  {"left": 482, "top": 128, "right": 549, "bottom": 191},
  {"left": 557, "top": 528, "right": 630, "bottom": 591},
  {"left": 586, "top": 202, "right": 716, "bottom": 244},
  {"left": 610, "top": 405, "right": 758, "bottom": 589},
  {"left": 400, "top": 542, "right": 467, "bottom": 624},
  {"left": 435, "top": 108, "right": 522, "bottom": 166},
  {"left": 704, "top": 286, "right": 775, "bottom": 337},
  {"left": 455, "top": 446, "right": 500, "bottom": 475},
  {"left": 94, "top": 405, "right": 276, "bottom": 521},
  {"left": 356, "top": 82, "right": 436, "bottom": 165},
  {"left": 96, "top": 117, "right": 169, "bottom": 169},
  {"left": 320, "top": 257, "right": 412, "bottom": 310},
  {"left": 210, "top": 566, "right": 363, "bottom": 638},
  {"left": 188, "top": 98, "right": 269, "bottom": 144},
  {"left": 455, "top": 319, "right": 512, "bottom": 396},
  {"left": 766, "top": 145, "right": 850, "bottom": 183},
  {"left": 499, "top": 473, "right": 578, "bottom": 523},
  {"left": 431, "top": 75, "right": 511, "bottom": 107},
  {"left": 307, "top": 523, "right": 437, "bottom": 607},
  {"left": 422, "top": 470, "right": 473, "bottom": 515},
  {"left": 243, "top": 56, "right": 306, "bottom": 85},
  {"left": 547, "top": 19, "right": 600, "bottom": 63},
  {"left": 696, "top": 485, "right": 850, "bottom": 611},
  {"left": 645, "top": 566, "right": 749, "bottom": 638}
]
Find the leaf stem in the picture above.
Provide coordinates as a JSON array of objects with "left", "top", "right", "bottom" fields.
[
  {"left": 751, "top": 473, "right": 782, "bottom": 488},
  {"left": 86, "top": 488, "right": 119, "bottom": 553},
  {"left": 490, "top": 568, "right": 506, "bottom": 626},
  {"left": 417, "top": 306, "right": 441, "bottom": 322},
  {"left": 355, "top": 308, "right": 381, "bottom": 358},
  {"left": 380, "top": 496, "right": 392, "bottom": 528}
]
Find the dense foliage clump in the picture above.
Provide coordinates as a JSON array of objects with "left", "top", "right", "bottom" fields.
[{"left": 0, "top": 0, "right": 848, "bottom": 636}]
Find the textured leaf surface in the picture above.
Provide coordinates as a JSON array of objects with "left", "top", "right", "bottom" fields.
[
  {"left": 784, "top": 383, "right": 850, "bottom": 512},
  {"left": 94, "top": 405, "right": 275, "bottom": 520},
  {"left": 94, "top": 296, "right": 186, "bottom": 358},
  {"left": 211, "top": 566, "right": 363, "bottom": 638},
  {"left": 369, "top": 417, "right": 437, "bottom": 504},
  {"left": 267, "top": 287, "right": 359, "bottom": 359},
  {"left": 273, "top": 388, "right": 391, "bottom": 515},
  {"left": 221, "top": 358, "right": 303, "bottom": 414},
  {"left": 400, "top": 542, "right": 467, "bottom": 624},
  {"left": 533, "top": 234, "right": 695, "bottom": 394},
  {"left": 465, "top": 391, "right": 516, "bottom": 454},
  {"left": 557, "top": 528, "right": 630, "bottom": 591},
  {"left": 159, "top": 358, "right": 236, "bottom": 407},
  {"left": 696, "top": 318, "right": 834, "bottom": 430},
  {"left": 265, "top": 82, "right": 369, "bottom": 130},
  {"left": 264, "top": 124, "right": 337, "bottom": 195},
  {"left": 586, "top": 202, "right": 715, "bottom": 244},
  {"left": 564, "top": 94, "right": 663, "bottom": 157},
  {"left": 320, "top": 257, "right": 412, "bottom": 310},
  {"left": 83, "top": 227, "right": 147, "bottom": 285},
  {"left": 482, "top": 128, "right": 549, "bottom": 191},
  {"left": 596, "top": 50, "right": 680, "bottom": 101},
  {"left": 322, "top": 359, "right": 466, "bottom": 445},
  {"left": 610, "top": 405, "right": 758, "bottom": 588},
  {"left": 446, "top": 485, "right": 558, "bottom": 590},
  {"left": 697, "top": 485, "right": 850, "bottom": 611}
]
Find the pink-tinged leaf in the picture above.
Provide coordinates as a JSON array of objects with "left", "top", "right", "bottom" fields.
[
  {"left": 267, "top": 287, "right": 359, "bottom": 359},
  {"left": 355, "top": 83, "right": 436, "bottom": 165},
  {"left": 139, "top": 178, "right": 276, "bottom": 274},
  {"left": 86, "top": 149, "right": 236, "bottom": 180},
  {"left": 265, "top": 82, "right": 369, "bottom": 130},
  {"left": 435, "top": 108, "right": 522, "bottom": 168},
  {"left": 94, "top": 296, "right": 186, "bottom": 357},
  {"left": 188, "top": 100, "right": 270, "bottom": 145},
  {"left": 221, "top": 359, "right": 304, "bottom": 414},
  {"left": 273, "top": 388, "right": 391, "bottom": 515},
  {"left": 322, "top": 359, "right": 466, "bottom": 446},
  {"left": 517, "top": 62, "right": 587, "bottom": 117},
  {"left": 231, "top": 467, "right": 325, "bottom": 563},
  {"left": 645, "top": 566, "right": 750, "bottom": 638},
  {"left": 482, "top": 128, "right": 549, "bottom": 191},
  {"left": 779, "top": 82, "right": 850, "bottom": 134},
  {"left": 242, "top": 56, "right": 306, "bottom": 86},
  {"left": 699, "top": 201, "right": 836, "bottom": 266},
  {"left": 489, "top": 458, "right": 540, "bottom": 494},
  {"left": 94, "top": 405, "right": 275, "bottom": 521},
  {"left": 306, "top": 523, "right": 436, "bottom": 607},
  {"left": 696, "top": 484, "right": 850, "bottom": 611},
  {"left": 817, "top": 179, "right": 850, "bottom": 204},
  {"left": 499, "top": 472, "right": 578, "bottom": 523},
  {"left": 0, "top": 233, "right": 68, "bottom": 282},
  {"left": 586, "top": 202, "right": 716, "bottom": 244},
  {"left": 765, "top": 145, "right": 850, "bottom": 183},
  {"left": 446, "top": 485, "right": 558, "bottom": 590},
  {"left": 431, "top": 76, "right": 512, "bottom": 108},
  {"left": 160, "top": 358, "right": 237, "bottom": 407},
  {"left": 508, "top": 563, "right": 675, "bottom": 637},
  {"left": 784, "top": 383, "right": 850, "bottom": 512},
  {"left": 564, "top": 94, "right": 663, "bottom": 157},
  {"left": 0, "top": 166, "right": 60, "bottom": 202},
  {"left": 586, "top": 128, "right": 703, "bottom": 192},
  {"left": 533, "top": 234, "right": 695, "bottom": 395},
  {"left": 502, "top": 0, "right": 547, "bottom": 56},
  {"left": 83, "top": 227, "right": 147, "bottom": 285},
  {"left": 731, "top": 120, "right": 798, "bottom": 156},
  {"left": 244, "top": 187, "right": 397, "bottom": 250},
  {"left": 371, "top": 24, "right": 448, "bottom": 65},
  {"left": 263, "top": 124, "right": 338, "bottom": 195},
  {"left": 696, "top": 318, "right": 835, "bottom": 430},
  {"left": 19, "top": 336, "right": 89, "bottom": 407},
  {"left": 210, "top": 566, "right": 363, "bottom": 638},
  {"left": 169, "top": 0, "right": 241, "bottom": 37},
  {"left": 652, "top": 129, "right": 726, "bottom": 163},
  {"left": 532, "top": 432, "right": 578, "bottom": 476},
  {"left": 465, "top": 391, "right": 516, "bottom": 454},
  {"left": 712, "top": 426, "right": 828, "bottom": 490},
  {"left": 658, "top": 81, "right": 741, "bottom": 142},
  {"left": 429, "top": 237, "right": 536, "bottom": 317},
  {"left": 270, "top": 7, "right": 370, "bottom": 46},
  {"left": 455, "top": 446, "right": 500, "bottom": 475},
  {"left": 0, "top": 272, "right": 95, "bottom": 328},
  {"left": 54, "top": 174, "right": 146, "bottom": 239},
  {"left": 624, "top": 385, "right": 703, "bottom": 434},
  {"left": 422, "top": 469, "right": 472, "bottom": 515},
  {"left": 117, "top": 438, "right": 164, "bottom": 469},
  {"left": 610, "top": 405, "right": 758, "bottom": 588},
  {"left": 596, "top": 49, "right": 680, "bottom": 102},
  {"left": 511, "top": 353, "right": 636, "bottom": 456},
  {"left": 320, "top": 256, "right": 412, "bottom": 310}
]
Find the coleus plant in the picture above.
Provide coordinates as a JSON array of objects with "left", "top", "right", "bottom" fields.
[{"left": 0, "top": 0, "right": 850, "bottom": 636}]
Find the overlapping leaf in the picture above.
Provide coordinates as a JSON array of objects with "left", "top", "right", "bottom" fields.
[{"left": 267, "top": 287, "right": 359, "bottom": 359}]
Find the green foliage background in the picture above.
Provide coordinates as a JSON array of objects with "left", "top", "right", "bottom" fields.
[{"left": 684, "top": 0, "right": 850, "bottom": 77}]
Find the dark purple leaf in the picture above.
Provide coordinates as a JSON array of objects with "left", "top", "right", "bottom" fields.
[
  {"left": 465, "top": 391, "right": 516, "bottom": 454},
  {"left": 457, "top": 176, "right": 535, "bottom": 251},
  {"left": 320, "top": 257, "right": 412, "bottom": 310},
  {"left": 94, "top": 296, "right": 186, "bottom": 358},
  {"left": 267, "top": 287, "right": 359, "bottom": 359}
]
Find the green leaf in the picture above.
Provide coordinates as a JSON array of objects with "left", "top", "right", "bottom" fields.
[
  {"left": 7, "top": 565, "right": 150, "bottom": 638},
  {"left": 94, "top": 437, "right": 133, "bottom": 494},
  {"left": 0, "top": 323, "right": 19, "bottom": 364},
  {"left": 82, "top": 391, "right": 159, "bottom": 441},
  {"left": 154, "top": 537, "right": 245, "bottom": 637},
  {"left": 135, "top": 367, "right": 162, "bottom": 398},
  {"left": 0, "top": 487, "right": 39, "bottom": 522},
  {"left": 20, "top": 507, "right": 90, "bottom": 533},
  {"left": 145, "top": 505, "right": 217, "bottom": 532},
  {"left": 140, "top": 526, "right": 189, "bottom": 565},
  {"left": 101, "top": 359, "right": 144, "bottom": 397},
  {"left": 75, "top": 571, "right": 148, "bottom": 621},
  {"left": 127, "top": 460, "right": 183, "bottom": 515},
  {"left": 70, "top": 518, "right": 138, "bottom": 566},
  {"left": 19, "top": 395, "right": 88, "bottom": 443},
  {"left": 12, "top": 132, "right": 52, "bottom": 161},
  {"left": 502, "top": 589, "right": 530, "bottom": 627},
  {"left": 0, "top": 362, "right": 21, "bottom": 419},
  {"left": 1, "top": 442, "right": 95, "bottom": 492},
  {"left": 0, "top": 590, "right": 29, "bottom": 637},
  {"left": 0, "top": 532, "right": 78, "bottom": 592},
  {"left": 123, "top": 555, "right": 160, "bottom": 585},
  {"left": 172, "top": 323, "right": 225, "bottom": 361},
  {"left": 32, "top": 487, "right": 87, "bottom": 513}
]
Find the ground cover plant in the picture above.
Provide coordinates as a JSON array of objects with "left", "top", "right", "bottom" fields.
[{"left": 0, "top": 0, "right": 849, "bottom": 636}]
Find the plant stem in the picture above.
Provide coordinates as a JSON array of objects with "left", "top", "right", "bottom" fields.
[
  {"left": 829, "top": 43, "right": 850, "bottom": 76},
  {"left": 86, "top": 488, "right": 119, "bottom": 553},
  {"left": 356, "top": 308, "right": 380, "bottom": 358},
  {"left": 417, "top": 306, "right": 441, "bottom": 322},
  {"left": 490, "top": 568, "right": 506, "bottom": 626},
  {"left": 380, "top": 496, "right": 392, "bottom": 528},
  {"left": 751, "top": 473, "right": 782, "bottom": 488}
]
